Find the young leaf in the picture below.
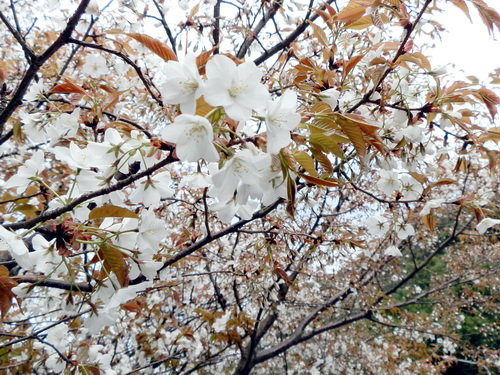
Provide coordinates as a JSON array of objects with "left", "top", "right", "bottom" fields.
[
  {"left": 89, "top": 205, "right": 139, "bottom": 220},
  {"left": 299, "top": 173, "right": 343, "bottom": 187},
  {"left": 471, "top": 0, "right": 500, "bottom": 35},
  {"left": 307, "top": 20, "right": 329, "bottom": 47},
  {"left": 476, "top": 87, "right": 500, "bottom": 119},
  {"left": 294, "top": 151, "right": 317, "bottom": 177},
  {"left": 50, "top": 78, "right": 86, "bottom": 95},
  {"left": 310, "top": 147, "right": 334, "bottom": 174},
  {"left": 422, "top": 213, "right": 437, "bottom": 233},
  {"left": 0, "top": 265, "right": 17, "bottom": 317},
  {"left": 331, "top": 113, "right": 367, "bottom": 162},
  {"left": 336, "top": 0, "right": 367, "bottom": 24},
  {"left": 448, "top": 0, "right": 472, "bottom": 22},
  {"left": 97, "top": 244, "right": 129, "bottom": 287},
  {"left": 109, "top": 31, "right": 178, "bottom": 61}
]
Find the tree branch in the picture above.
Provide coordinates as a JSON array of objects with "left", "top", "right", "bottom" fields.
[
  {"left": 347, "top": 0, "right": 433, "bottom": 113},
  {"left": 0, "top": 0, "right": 92, "bottom": 135},
  {"left": 67, "top": 38, "right": 163, "bottom": 107},
  {"left": 4, "top": 153, "right": 178, "bottom": 231},
  {"left": 253, "top": 0, "right": 331, "bottom": 66},
  {"left": 236, "top": 0, "right": 283, "bottom": 59}
]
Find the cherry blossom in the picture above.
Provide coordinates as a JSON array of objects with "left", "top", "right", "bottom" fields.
[
  {"left": 476, "top": 218, "right": 500, "bottom": 235},
  {"left": 394, "top": 221, "right": 415, "bottom": 240},
  {"left": 210, "top": 147, "right": 271, "bottom": 205},
  {"left": 54, "top": 141, "right": 115, "bottom": 170},
  {"left": 210, "top": 198, "right": 259, "bottom": 223},
  {"left": 399, "top": 174, "right": 423, "bottom": 200},
  {"left": 24, "top": 80, "right": 45, "bottom": 102},
  {"left": 376, "top": 170, "right": 400, "bottom": 196},
  {"left": 161, "top": 114, "right": 219, "bottom": 162},
  {"left": 160, "top": 54, "right": 203, "bottom": 114},
  {"left": 264, "top": 90, "right": 301, "bottom": 154},
  {"left": 384, "top": 245, "right": 403, "bottom": 257},
  {"left": 363, "top": 215, "right": 390, "bottom": 237},
  {"left": 0, "top": 227, "right": 29, "bottom": 258},
  {"left": 129, "top": 171, "right": 174, "bottom": 207},
  {"left": 212, "top": 310, "right": 232, "bottom": 332},
  {"left": 320, "top": 88, "right": 340, "bottom": 110},
  {"left": 203, "top": 55, "right": 269, "bottom": 122},
  {"left": 4, "top": 150, "right": 45, "bottom": 194},
  {"left": 83, "top": 54, "right": 108, "bottom": 78},
  {"left": 137, "top": 208, "right": 167, "bottom": 252},
  {"left": 420, "top": 199, "right": 445, "bottom": 216}
]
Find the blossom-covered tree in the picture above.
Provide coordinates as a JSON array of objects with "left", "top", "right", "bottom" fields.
[{"left": 0, "top": 0, "right": 499, "bottom": 374}]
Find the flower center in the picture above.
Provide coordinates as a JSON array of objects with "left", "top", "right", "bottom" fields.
[{"left": 229, "top": 82, "right": 247, "bottom": 98}]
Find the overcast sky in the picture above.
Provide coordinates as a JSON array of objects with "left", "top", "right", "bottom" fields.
[{"left": 430, "top": 1, "right": 500, "bottom": 83}]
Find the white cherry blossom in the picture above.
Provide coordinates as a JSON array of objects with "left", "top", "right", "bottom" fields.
[
  {"left": 203, "top": 55, "right": 269, "bottom": 122},
  {"left": 363, "top": 215, "right": 390, "bottom": 237},
  {"left": 161, "top": 114, "right": 219, "bottom": 162},
  {"left": 54, "top": 141, "right": 115, "bottom": 170},
  {"left": 83, "top": 54, "right": 108, "bottom": 78},
  {"left": 399, "top": 174, "right": 423, "bottom": 200},
  {"left": 4, "top": 150, "right": 45, "bottom": 194},
  {"left": 320, "top": 88, "right": 340, "bottom": 109},
  {"left": 24, "top": 80, "right": 45, "bottom": 102},
  {"left": 129, "top": 171, "right": 174, "bottom": 207},
  {"left": 160, "top": 54, "right": 203, "bottom": 114},
  {"left": 476, "top": 218, "right": 500, "bottom": 234},
  {"left": 0, "top": 227, "right": 29, "bottom": 263},
  {"left": 384, "top": 245, "right": 403, "bottom": 257},
  {"left": 264, "top": 90, "right": 301, "bottom": 154},
  {"left": 394, "top": 221, "right": 415, "bottom": 240},
  {"left": 376, "top": 170, "right": 400, "bottom": 196},
  {"left": 137, "top": 208, "right": 167, "bottom": 252},
  {"left": 420, "top": 199, "right": 445, "bottom": 216},
  {"left": 210, "top": 147, "right": 271, "bottom": 204}
]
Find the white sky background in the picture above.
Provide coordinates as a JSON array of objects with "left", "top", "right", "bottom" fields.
[{"left": 426, "top": 1, "right": 500, "bottom": 83}]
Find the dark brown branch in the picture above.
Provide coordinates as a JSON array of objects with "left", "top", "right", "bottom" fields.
[
  {"left": 0, "top": 9, "right": 37, "bottom": 62},
  {"left": 151, "top": 0, "right": 177, "bottom": 53},
  {"left": 67, "top": 38, "right": 163, "bottom": 107},
  {"left": 253, "top": 0, "right": 327, "bottom": 66},
  {"left": 157, "top": 198, "right": 284, "bottom": 272},
  {"left": 0, "top": 0, "right": 92, "bottom": 135},
  {"left": 382, "top": 210, "right": 471, "bottom": 297},
  {"left": 14, "top": 276, "right": 93, "bottom": 292},
  {"left": 254, "top": 310, "right": 370, "bottom": 364},
  {"left": 236, "top": 0, "right": 283, "bottom": 59},
  {"left": 213, "top": 0, "right": 222, "bottom": 54},
  {"left": 347, "top": 0, "right": 433, "bottom": 114},
  {"left": 4, "top": 153, "right": 178, "bottom": 231},
  {"left": 0, "top": 308, "right": 91, "bottom": 350}
]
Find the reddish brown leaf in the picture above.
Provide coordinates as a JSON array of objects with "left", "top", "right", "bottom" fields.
[
  {"left": 109, "top": 31, "right": 178, "bottom": 61},
  {"left": 343, "top": 54, "right": 365, "bottom": 78},
  {"left": 477, "top": 87, "right": 500, "bottom": 119},
  {"left": 422, "top": 213, "right": 437, "bottom": 233},
  {"left": 299, "top": 172, "right": 344, "bottom": 187},
  {"left": 89, "top": 205, "right": 139, "bottom": 220},
  {"left": 50, "top": 78, "right": 86, "bottom": 95},
  {"left": 0, "top": 266, "right": 17, "bottom": 317},
  {"left": 97, "top": 244, "right": 129, "bottom": 287},
  {"left": 336, "top": 0, "right": 368, "bottom": 24},
  {"left": 196, "top": 48, "right": 217, "bottom": 75}
]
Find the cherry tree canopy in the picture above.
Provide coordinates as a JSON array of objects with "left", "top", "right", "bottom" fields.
[{"left": 0, "top": 0, "right": 499, "bottom": 374}]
